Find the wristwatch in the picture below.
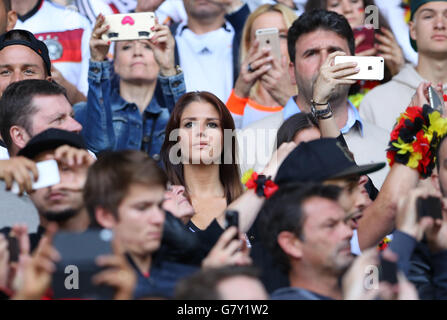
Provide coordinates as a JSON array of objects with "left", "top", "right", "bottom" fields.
[{"left": 310, "top": 100, "right": 333, "bottom": 120}]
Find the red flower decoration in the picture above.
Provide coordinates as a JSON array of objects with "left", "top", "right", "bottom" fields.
[
  {"left": 245, "top": 172, "right": 258, "bottom": 190},
  {"left": 391, "top": 117, "right": 406, "bottom": 141},
  {"left": 264, "top": 180, "right": 279, "bottom": 199},
  {"left": 406, "top": 106, "right": 423, "bottom": 122}
]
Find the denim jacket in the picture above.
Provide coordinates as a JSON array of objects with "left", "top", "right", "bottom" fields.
[{"left": 74, "top": 60, "right": 186, "bottom": 160}]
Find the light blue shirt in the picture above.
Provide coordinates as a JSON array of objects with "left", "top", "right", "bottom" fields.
[{"left": 283, "top": 96, "right": 363, "bottom": 136}]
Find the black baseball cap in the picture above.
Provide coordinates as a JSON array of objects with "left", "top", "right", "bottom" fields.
[
  {"left": 0, "top": 29, "right": 52, "bottom": 76},
  {"left": 274, "top": 138, "right": 385, "bottom": 186},
  {"left": 18, "top": 128, "right": 86, "bottom": 160}
]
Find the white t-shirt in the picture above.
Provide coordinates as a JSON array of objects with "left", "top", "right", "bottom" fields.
[
  {"left": 175, "top": 22, "right": 235, "bottom": 102},
  {"left": 14, "top": 0, "right": 92, "bottom": 96},
  {"left": 0, "top": 146, "right": 9, "bottom": 160},
  {"left": 71, "top": 0, "right": 114, "bottom": 24}
]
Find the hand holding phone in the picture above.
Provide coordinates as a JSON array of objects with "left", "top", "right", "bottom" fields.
[
  {"left": 11, "top": 159, "right": 60, "bottom": 195},
  {"left": 428, "top": 86, "right": 444, "bottom": 115},
  {"left": 417, "top": 196, "right": 443, "bottom": 221}
]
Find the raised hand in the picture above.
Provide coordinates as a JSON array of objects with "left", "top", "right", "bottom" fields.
[
  {"left": 375, "top": 28, "right": 405, "bottom": 77},
  {"left": 234, "top": 40, "right": 273, "bottom": 99},
  {"left": 93, "top": 235, "right": 137, "bottom": 300},
  {"left": 312, "top": 51, "right": 358, "bottom": 105},
  {"left": 260, "top": 55, "right": 296, "bottom": 106},
  {"left": 0, "top": 157, "right": 38, "bottom": 196},
  {"left": 90, "top": 14, "right": 111, "bottom": 62},
  {"left": 148, "top": 21, "right": 176, "bottom": 77},
  {"left": 202, "top": 227, "right": 252, "bottom": 268}
]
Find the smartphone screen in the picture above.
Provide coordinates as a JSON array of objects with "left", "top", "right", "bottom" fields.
[
  {"left": 353, "top": 25, "right": 375, "bottom": 53},
  {"left": 379, "top": 255, "right": 398, "bottom": 285},
  {"left": 225, "top": 210, "right": 239, "bottom": 240},
  {"left": 52, "top": 229, "right": 115, "bottom": 300},
  {"left": 417, "top": 196, "right": 443, "bottom": 221},
  {"left": 7, "top": 235, "right": 19, "bottom": 263}
]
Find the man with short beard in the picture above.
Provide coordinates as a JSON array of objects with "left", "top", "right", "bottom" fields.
[
  {"left": 0, "top": 128, "right": 95, "bottom": 251},
  {"left": 237, "top": 9, "right": 389, "bottom": 189},
  {"left": 259, "top": 183, "right": 354, "bottom": 300}
]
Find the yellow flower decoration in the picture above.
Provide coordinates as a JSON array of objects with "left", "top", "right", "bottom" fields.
[
  {"left": 241, "top": 169, "right": 254, "bottom": 185},
  {"left": 428, "top": 112, "right": 447, "bottom": 139},
  {"left": 391, "top": 137, "right": 414, "bottom": 155},
  {"left": 408, "top": 151, "right": 423, "bottom": 169}
]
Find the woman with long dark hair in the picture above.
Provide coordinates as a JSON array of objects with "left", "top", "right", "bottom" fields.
[
  {"left": 161, "top": 91, "right": 243, "bottom": 231},
  {"left": 161, "top": 91, "right": 295, "bottom": 242}
]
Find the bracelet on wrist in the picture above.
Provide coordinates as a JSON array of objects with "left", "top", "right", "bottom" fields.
[
  {"left": 310, "top": 99, "right": 328, "bottom": 106},
  {"left": 311, "top": 102, "right": 333, "bottom": 120}
]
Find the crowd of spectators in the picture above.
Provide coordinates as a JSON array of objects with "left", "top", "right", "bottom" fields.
[{"left": 0, "top": 0, "right": 446, "bottom": 301}]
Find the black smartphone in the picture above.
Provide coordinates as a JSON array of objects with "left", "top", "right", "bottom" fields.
[
  {"left": 51, "top": 229, "right": 116, "bottom": 300},
  {"left": 6, "top": 235, "right": 19, "bottom": 263},
  {"left": 225, "top": 210, "right": 239, "bottom": 240},
  {"left": 379, "top": 255, "right": 398, "bottom": 285},
  {"left": 417, "top": 196, "right": 443, "bottom": 221}
]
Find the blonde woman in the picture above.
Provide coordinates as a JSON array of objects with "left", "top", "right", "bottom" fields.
[{"left": 226, "top": 4, "right": 298, "bottom": 129}]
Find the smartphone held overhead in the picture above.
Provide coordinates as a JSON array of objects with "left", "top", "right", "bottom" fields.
[
  {"left": 102, "top": 12, "right": 156, "bottom": 41},
  {"left": 334, "top": 56, "right": 384, "bottom": 81}
]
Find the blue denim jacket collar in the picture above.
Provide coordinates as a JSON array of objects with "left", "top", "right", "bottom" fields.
[{"left": 110, "top": 74, "right": 164, "bottom": 115}]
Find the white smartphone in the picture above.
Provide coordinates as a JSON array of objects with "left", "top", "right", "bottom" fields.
[
  {"left": 334, "top": 56, "right": 384, "bottom": 81},
  {"left": 255, "top": 27, "right": 281, "bottom": 61},
  {"left": 11, "top": 159, "right": 60, "bottom": 194},
  {"left": 102, "top": 12, "right": 156, "bottom": 41}
]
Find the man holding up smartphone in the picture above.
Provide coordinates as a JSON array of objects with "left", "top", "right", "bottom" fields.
[
  {"left": 237, "top": 9, "right": 389, "bottom": 189},
  {"left": 0, "top": 128, "right": 95, "bottom": 252}
]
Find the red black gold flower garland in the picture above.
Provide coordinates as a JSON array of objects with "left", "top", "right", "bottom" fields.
[
  {"left": 387, "top": 104, "right": 447, "bottom": 178},
  {"left": 241, "top": 169, "right": 279, "bottom": 199}
]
